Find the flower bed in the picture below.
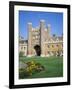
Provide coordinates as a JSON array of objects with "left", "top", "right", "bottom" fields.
[{"left": 19, "top": 60, "right": 45, "bottom": 79}]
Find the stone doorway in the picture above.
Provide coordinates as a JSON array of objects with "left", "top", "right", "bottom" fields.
[{"left": 34, "top": 45, "right": 41, "bottom": 56}]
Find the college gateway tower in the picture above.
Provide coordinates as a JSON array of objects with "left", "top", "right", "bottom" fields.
[{"left": 19, "top": 20, "right": 63, "bottom": 57}]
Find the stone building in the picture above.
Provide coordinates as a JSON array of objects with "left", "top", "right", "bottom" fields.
[{"left": 19, "top": 20, "right": 63, "bottom": 57}]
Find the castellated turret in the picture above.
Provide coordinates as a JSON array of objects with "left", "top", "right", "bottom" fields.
[
  {"left": 27, "top": 22, "right": 32, "bottom": 56},
  {"left": 40, "top": 20, "right": 46, "bottom": 56},
  {"left": 47, "top": 24, "right": 51, "bottom": 37}
]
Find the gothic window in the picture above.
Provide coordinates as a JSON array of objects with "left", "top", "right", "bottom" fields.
[
  {"left": 24, "top": 47, "right": 26, "bottom": 50},
  {"left": 52, "top": 45, "right": 54, "bottom": 47},
  {"left": 48, "top": 51, "right": 50, "bottom": 54}
]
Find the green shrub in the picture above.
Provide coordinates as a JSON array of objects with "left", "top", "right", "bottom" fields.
[
  {"left": 19, "top": 52, "right": 24, "bottom": 57},
  {"left": 19, "top": 68, "right": 30, "bottom": 79},
  {"left": 19, "top": 60, "right": 45, "bottom": 78},
  {"left": 26, "top": 60, "right": 45, "bottom": 74}
]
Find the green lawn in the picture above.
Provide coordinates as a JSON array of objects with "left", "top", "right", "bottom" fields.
[{"left": 19, "top": 56, "right": 63, "bottom": 79}]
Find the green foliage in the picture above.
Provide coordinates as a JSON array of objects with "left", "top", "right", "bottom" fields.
[
  {"left": 19, "top": 56, "right": 63, "bottom": 79},
  {"left": 19, "top": 60, "right": 45, "bottom": 79},
  {"left": 19, "top": 68, "right": 30, "bottom": 78},
  {"left": 19, "top": 52, "right": 24, "bottom": 57}
]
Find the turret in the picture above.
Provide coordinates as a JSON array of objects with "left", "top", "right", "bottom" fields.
[
  {"left": 47, "top": 24, "right": 51, "bottom": 37},
  {"left": 40, "top": 20, "right": 45, "bottom": 57},
  {"left": 27, "top": 22, "right": 32, "bottom": 56}
]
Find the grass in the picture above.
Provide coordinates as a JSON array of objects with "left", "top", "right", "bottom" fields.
[{"left": 19, "top": 56, "right": 63, "bottom": 79}]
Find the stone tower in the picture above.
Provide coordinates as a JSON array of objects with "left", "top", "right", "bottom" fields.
[
  {"left": 47, "top": 24, "right": 51, "bottom": 38},
  {"left": 40, "top": 20, "right": 45, "bottom": 56},
  {"left": 27, "top": 23, "right": 32, "bottom": 56},
  {"left": 27, "top": 20, "right": 52, "bottom": 57}
]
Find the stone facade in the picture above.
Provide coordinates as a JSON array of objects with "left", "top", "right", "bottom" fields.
[{"left": 19, "top": 20, "right": 63, "bottom": 57}]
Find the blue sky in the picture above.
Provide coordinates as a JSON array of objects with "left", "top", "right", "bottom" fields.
[{"left": 19, "top": 10, "right": 63, "bottom": 40}]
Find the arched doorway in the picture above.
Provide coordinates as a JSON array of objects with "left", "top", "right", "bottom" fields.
[{"left": 34, "top": 45, "right": 41, "bottom": 56}]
